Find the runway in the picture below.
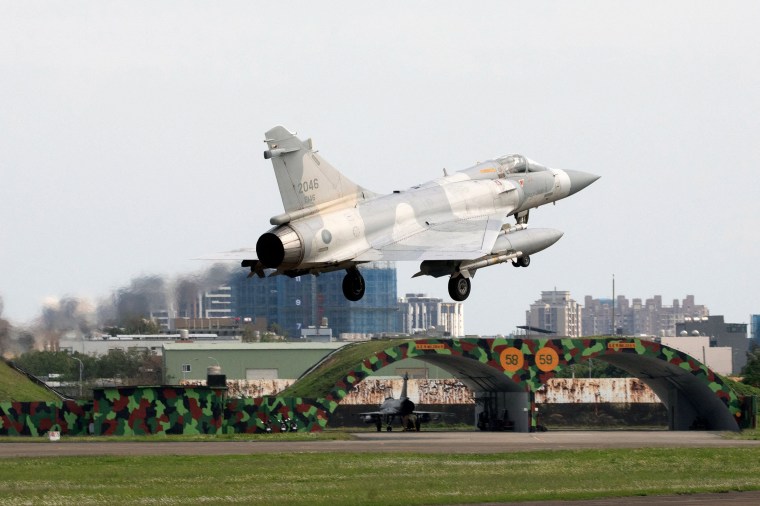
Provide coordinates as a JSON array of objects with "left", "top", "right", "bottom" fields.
[{"left": 1, "top": 430, "right": 758, "bottom": 458}]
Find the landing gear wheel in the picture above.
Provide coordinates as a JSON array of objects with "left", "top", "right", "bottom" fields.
[
  {"left": 518, "top": 254, "right": 531, "bottom": 268},
  {"left": 342, "top": 268, "right": 365, "bottom": 301},
  {"left": 448, "top": 276, "right": 471, "bottom": 301},
  {"left": 375, "top": 421, "right": 382, "bottom": 432},
  {"left": 386, "top": 425, "right": 393, "bottom": 432}
]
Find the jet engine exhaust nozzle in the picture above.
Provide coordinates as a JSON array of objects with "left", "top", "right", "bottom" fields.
[{"left": 256, "top": 226, "right": 304, "bottom": 268}]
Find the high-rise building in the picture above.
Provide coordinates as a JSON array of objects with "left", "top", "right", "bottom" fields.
[
  {"left": 230, "top": 261, "right": 400, "bottom": 339},
  {"left": 526, "top": 291, "right": 582, "bottom": 337},
  {"left": 751, "top": 314, "right": 760, "bottom": 347},
  {"left": 581, "top": 294, "right": 708, "bottom": 337},
  {"left": 398, "top": 293, "right": 464, "bottom": 337},
  {"left": 201, "top": 285, "right": 232, "bottom": 319}
]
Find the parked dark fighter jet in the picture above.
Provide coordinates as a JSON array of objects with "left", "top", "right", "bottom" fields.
[
  {"left": 358, "top": 374, "right": 447, "bottom": 432},
  {"left": 218, "top": 126, "right": 599, "bottom": 301}
]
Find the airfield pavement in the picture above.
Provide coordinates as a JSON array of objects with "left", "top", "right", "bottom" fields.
[{"left": 0, "top": 430, "right": 759, "bottom": 457}]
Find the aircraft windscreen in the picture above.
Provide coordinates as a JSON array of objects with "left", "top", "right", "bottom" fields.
[{"left": 497, "top": 154, "right": 528, "bottom": 173}]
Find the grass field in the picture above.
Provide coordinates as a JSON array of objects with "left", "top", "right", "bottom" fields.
[
  {"left": 0, "top": 361, "right": 60, "bottom": 402},
  {"left": 1, "top": 448, "right": 760, "bottom": 505}
]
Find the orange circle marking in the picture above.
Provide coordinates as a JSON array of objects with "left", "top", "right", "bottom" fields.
[
  {"left": 500, "top": 347, "right": 524, "bottom": 372},
  {"left": 535, "top": 347, "right": 559, "bottom": 372}
]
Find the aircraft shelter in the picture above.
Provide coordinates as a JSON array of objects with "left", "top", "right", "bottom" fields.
[
  {"left": 296, "top": 337, "right": 755, "bottom": 432},
  {"left": 4, "top": 337, "right": 755, "bottom": 436}
]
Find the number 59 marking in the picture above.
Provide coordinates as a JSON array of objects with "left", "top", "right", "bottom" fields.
[{"left": 535, "top": 347, "right": 559, "bottom": 372}]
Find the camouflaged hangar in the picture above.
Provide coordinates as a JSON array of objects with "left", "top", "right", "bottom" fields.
[{"left": 2, "top": 337, "right": 757, "bottom": 436}]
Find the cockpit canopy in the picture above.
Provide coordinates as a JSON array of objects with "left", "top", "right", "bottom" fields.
[{"left": 496, "top": 154, "right": 547, "bottom": 174}]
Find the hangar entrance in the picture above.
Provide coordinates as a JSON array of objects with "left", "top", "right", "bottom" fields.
[
  {"left": 314, "top": 338, "right": 750, "bottom": 433},
  {"left": 413, "top": 353, "right": 531, "bottom": 432}
]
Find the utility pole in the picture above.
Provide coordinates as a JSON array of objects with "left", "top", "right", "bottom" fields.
[
  {"left": 612, "top": 274, "right": 616, "bottom": 336},
  {"left": 72, "top": 356, "right": 84, "bottom": 398}
]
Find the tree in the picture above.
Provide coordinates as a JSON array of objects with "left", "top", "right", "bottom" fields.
[
  {"left": 0, "top": 296, "right": 9, "bottom": 356},
  {"left": 741, "top": 348, "right": 760, "bottom": 388},
  {"left": 241, "top": 324, "right": 259, "bottom": 343},
  {"left": 14, "top": 351, "right": 72, "bottom": 378},
  {"left": 268, "top": 322, "right": 287, "bottom": 338},
  {"left": 94, "top": 349, "right": 144, "bottom": 379},
  {"left": 122, "top": 316, "right": 161, "bottom": 335}
]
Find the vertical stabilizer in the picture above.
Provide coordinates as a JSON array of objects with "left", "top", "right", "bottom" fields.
[
  {"left": 263, "top": 126, "right": 376, "bottom": 213},
  {"left": 400, "top": 372, "right": 409, "bottom": 399}
]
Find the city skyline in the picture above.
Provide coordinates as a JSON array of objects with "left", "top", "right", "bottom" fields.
[
  {"left": 2, "top": 3, "right": 759, "bottom": 334},
  {"left": 6, "top": 255, "right": 750, "bottom": 342}
]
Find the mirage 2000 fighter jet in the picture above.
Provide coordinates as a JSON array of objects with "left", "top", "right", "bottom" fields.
[{"left": 226, "top": 126, "right": 598, "bottom": 301}]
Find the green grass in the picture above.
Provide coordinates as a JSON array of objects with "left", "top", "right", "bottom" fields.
[
  {"left": 1, "top": 448, "right": 759, "bottom": 505},
  {"left": 0, "top": 361, "right": 60, "bottom": 402},
  {"left": 280, "top": 338, "right": 413, "bottom": 398},
  {"left": 724, "top": 429, "right": 760, "bottom": 440}
]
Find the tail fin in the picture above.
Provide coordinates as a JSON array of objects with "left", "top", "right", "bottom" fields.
[
  {"left": 263, "top": 126, "right": 376, "bottom": 213},
  {"left": 400, "top": 372, "right": 409, "bottom": 399}
]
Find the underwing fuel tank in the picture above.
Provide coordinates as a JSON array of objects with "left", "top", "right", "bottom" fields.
[
  {"left": 455, "top": 227, "right": 563, "bottom": 274},
  {"left": 490, "top": 227, "right": 563, "bottom": 257},
  {"left": 416, "top": 227, "right": 563, "bottom": 278}
]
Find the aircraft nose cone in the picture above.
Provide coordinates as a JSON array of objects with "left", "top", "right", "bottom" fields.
[{"left": 565, "top": 170, "right": 600, "bottom": 196}]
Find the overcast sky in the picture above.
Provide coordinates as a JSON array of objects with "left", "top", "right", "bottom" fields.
[{"left": 1, "top": 1, "right": 758, "bottom": 335}]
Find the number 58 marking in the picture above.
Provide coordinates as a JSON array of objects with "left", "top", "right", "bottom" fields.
[{"left": 500, "top": 347, "right": 524, "bottom": 372}]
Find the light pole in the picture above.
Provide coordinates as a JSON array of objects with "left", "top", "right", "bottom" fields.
[{"left": 72, "top": 356, "right": 84, "bottom": 398}]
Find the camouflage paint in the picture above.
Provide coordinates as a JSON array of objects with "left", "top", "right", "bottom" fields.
[
  {"left": 1, "top": 338, "right": 755, "bottom": 436},
  {"left": 223, "top": 396, "right": 331, "bottom": 433},
  {"left": 243, "top": 127, "right": 599, "bottom": 303},
  {"left": 93, "top": 386, "right": 225, "bottom": 436},
  {"left": 318, "top": 338, "right": 750, "bottom": 431},
  {"left": 0, "top": 400, "right": 92, "bottom": 436}
]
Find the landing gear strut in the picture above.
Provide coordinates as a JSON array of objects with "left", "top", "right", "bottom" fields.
[
  {"left": 448, "top": 276, "right": 471, "bottom": 301},
  {"left": 342, "top": 267, "right": 365, "bottom": 301}
]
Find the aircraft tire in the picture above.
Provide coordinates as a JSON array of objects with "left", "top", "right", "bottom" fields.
[
  {"left": 518, "top": 255, "right": 531, "bottom": 268},
  {"left": 448, "top": 276, "right": 471, "bottom": 301},
  {"left": 342, "top": 269, "right": 365, "bottom": 301}
]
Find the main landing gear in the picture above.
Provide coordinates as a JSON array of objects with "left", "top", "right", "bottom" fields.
[
  {"left": 448, "top": 253, "right": 532, "bottom": 301},
  {"left": 448, "top": 276, "right": 471, "bottom": 302},
  {"left": 342, "top": 267, "right": 365, "bottom": 301},
  {"left": 512, "top": 254, "right": 530, "bottom": 268}
]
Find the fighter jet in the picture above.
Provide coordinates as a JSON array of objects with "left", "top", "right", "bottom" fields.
[
  {"left": 232, "top": 126, "right": 599, "bottom": 301},
  {"left": 358, "top": 374, "right": 447, "bottom": 432}
]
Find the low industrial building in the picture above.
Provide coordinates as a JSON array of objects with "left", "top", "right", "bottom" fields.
[
  {"left": 161, "top": 341, "right": 452, "bottom": 383},
  {"left": 676, "top": 315, "right": 750, "bottom": 375},
  {"left": 59, "top": 333, "right": 238, "bottom": 356}
]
